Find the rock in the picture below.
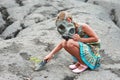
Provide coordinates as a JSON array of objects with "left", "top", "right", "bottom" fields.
[
  {"left": 87, "top": 0, "right": 120, "bottom": 28},
  {"left": 0, "top": 0, "right": 120, "bottom": 80},
  {"left": 0, "top": 0, "right": 18, "bottom": 8},
  {"left": 0, "top": 13, "right": 5, "bottom": 34},
  {"left": 1, "top": 21, "right": 22, "bottom": 39}
]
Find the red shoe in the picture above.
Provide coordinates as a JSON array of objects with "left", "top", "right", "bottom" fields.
[{"left": 72, "top": 64, "right": 88, "bottom": 73}]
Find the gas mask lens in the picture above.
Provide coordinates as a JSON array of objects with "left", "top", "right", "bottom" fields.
[
  {"left": 69, "top": 28, "right": 75, "bottom": 35},
  {"left": 57, "top": 24, "right": 66, "bottom": 35}
]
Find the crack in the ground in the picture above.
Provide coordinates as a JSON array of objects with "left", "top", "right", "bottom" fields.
[
  {"left": 0, "top": 6, "right": 14, "bottom": 34},
  {"left": 101, "top": 52, "right": 120, "bottom": 64},
  {"left": 110, "top": 9, "right": 119, "bottom": 28},
  {"left": 105, "top": 68, "right": 120, "bottom": 77},
  {"left": 85, "top": 0, "right": 89, "bottom": 2},
  {"left": 4, "top": 29, "right": 21, "bottom": 40},
  {"left": 63, "top": 75, "right": 77, "bottom": 80},
  {"left": 15, "top": 0, "right": 24, "bottom": 6}
]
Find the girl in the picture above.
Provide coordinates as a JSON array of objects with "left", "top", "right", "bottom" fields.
[{"left": 44, "top": 11, "right": 101, "bottom": 73}]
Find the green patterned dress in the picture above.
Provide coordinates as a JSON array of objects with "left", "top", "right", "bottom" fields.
[{"left": 73, "top": 25, "right": 101, "bottom": 70}]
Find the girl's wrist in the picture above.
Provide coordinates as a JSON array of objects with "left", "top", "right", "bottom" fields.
[
  {"left": 49, "top": 53, "right": 54, "bottom": 57},
  {"left": 79, "top": 37, "right": 83, "bottom": 42}
]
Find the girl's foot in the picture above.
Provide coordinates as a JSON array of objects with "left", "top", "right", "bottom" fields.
[
  {"left": 69, "top": 62, "right": 80, "bottom": 70},
  {"left": 72, "top": 64, "right": 88, "bottom": 73}
]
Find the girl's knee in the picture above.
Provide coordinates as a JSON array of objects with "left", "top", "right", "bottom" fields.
[
  {"left": 61, "top": 40, "right": 67, "bottom": 48},
  {"left": 67, "top": 39, "right": 74, "bottom": 48}
]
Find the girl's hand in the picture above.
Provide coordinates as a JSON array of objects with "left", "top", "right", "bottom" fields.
[
  {"left": 72, "top": 34, "right": 81, "bottom": 41},
  {"left": 44, "top": 54, "right": 53, "bottom": 62}
]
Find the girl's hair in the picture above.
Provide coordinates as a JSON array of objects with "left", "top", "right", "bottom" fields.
[
  {"left": 56, "top": 11, "right": 79, "bottom": 28},
  {"left": 56, "top": 11, "right": 72, "bottom": 20}
]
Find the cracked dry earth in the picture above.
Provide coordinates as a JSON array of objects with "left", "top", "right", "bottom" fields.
[{"left": 0, "top": 0, "right": 120, "bottom": 80}]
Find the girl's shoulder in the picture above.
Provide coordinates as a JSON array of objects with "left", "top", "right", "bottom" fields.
[
  {"left": 75, "top": 22, "right": 89, "bottom": 33},
  {"left": 77, "top": 23, "right": 88, "bottom": 27},
  {"left": 77, "top": 23, "right": 87, "bottom": 30},
  {"left": 78, "top": 23, "right": 91, "bottom": 32}
]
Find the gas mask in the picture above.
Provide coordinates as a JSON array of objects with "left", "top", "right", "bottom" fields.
[{"left": 56, "top": 19, "right": 75, "bottom": 41}]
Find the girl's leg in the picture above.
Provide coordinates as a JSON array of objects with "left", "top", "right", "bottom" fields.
[
  {"left": 63, "top": 39, "right": 88, "bottom": 73},
  {"left": 62, "top": 39, "right": 86, "bottom": 65}
]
